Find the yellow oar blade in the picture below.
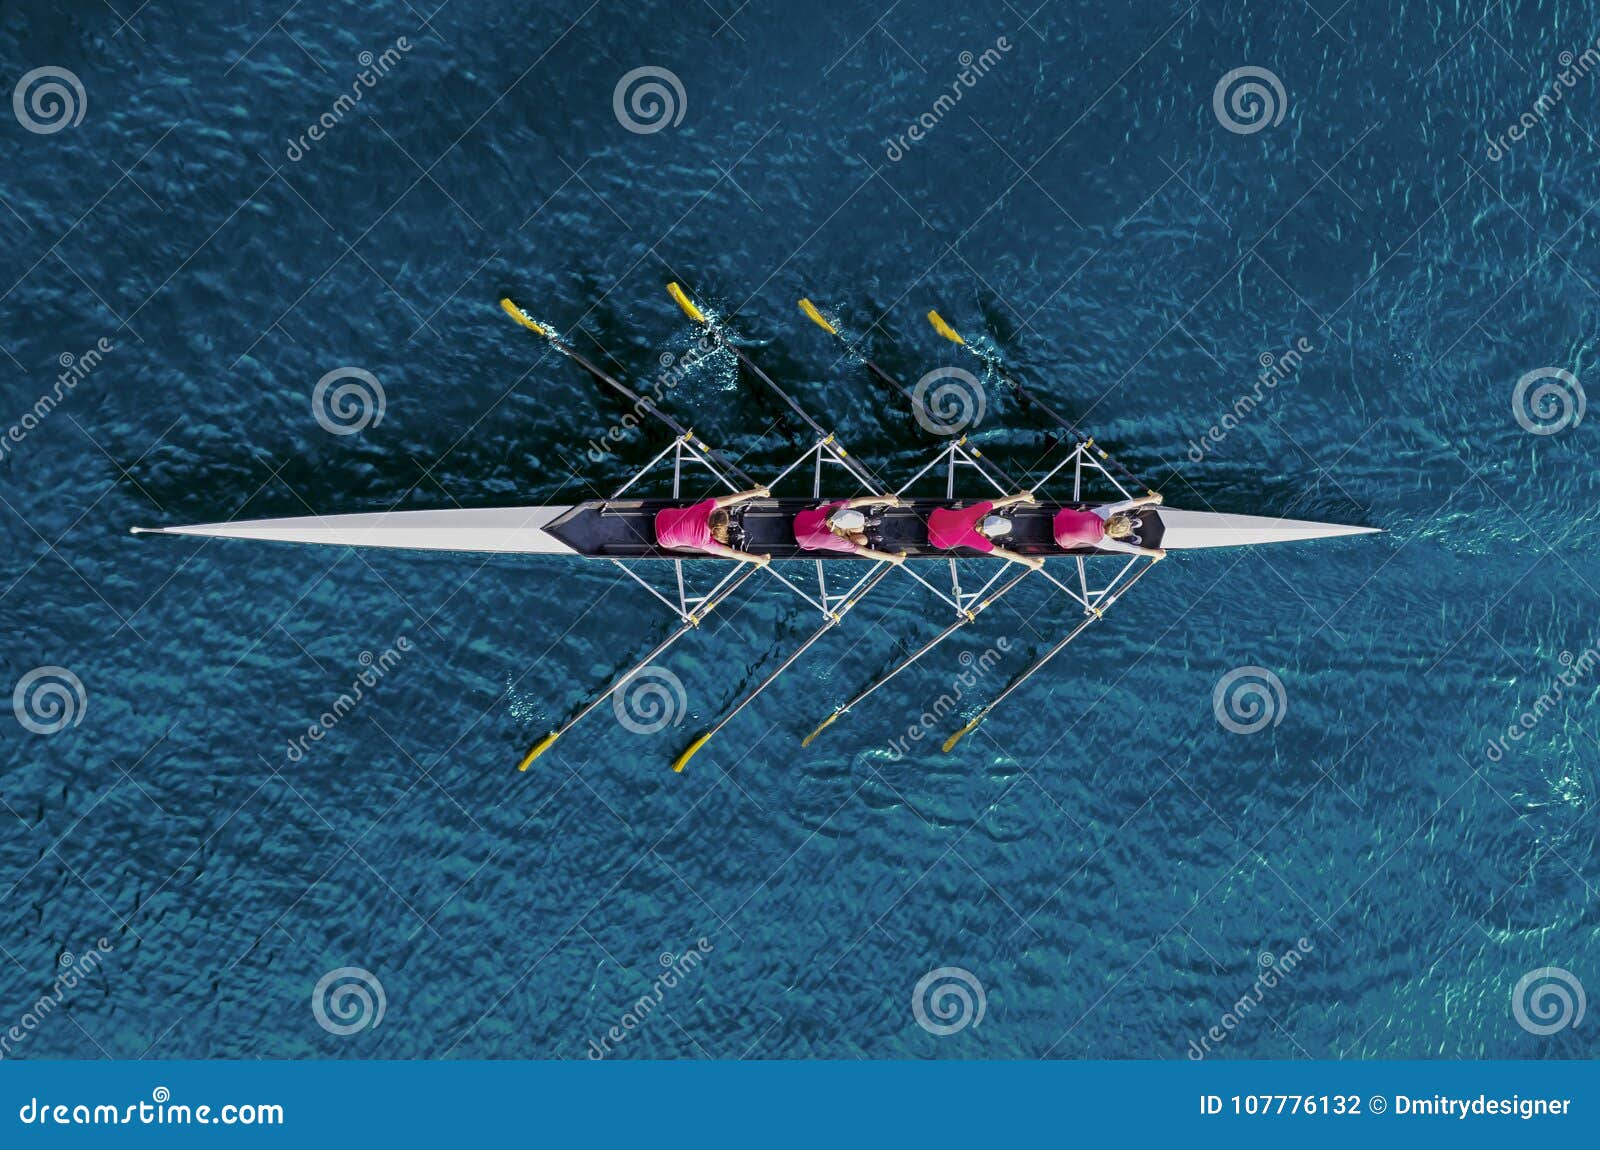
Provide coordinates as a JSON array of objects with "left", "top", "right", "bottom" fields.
[
  {"left": 797, "top": 298, "right": 838, "bottom": 335},
  {"left": 667, "top": 282, "right": 708, "bottom": 325},
  {"left": 942, "top": 715, "right": 982, "bottom": 753},
  {"left": 518, "top": 730, "right": 560, "bottom": 771},
  {"left": 672, "top": 731, "right": 713, "bottom": 773},
  {"left": 800, "top": 710, "right": 841, "bottom": 748},
  {"left": 500, "top": 297, "right": 550, "bottom": 337},
  {"left": 927, "top": 309, "right": 966, "bottom": 346}
]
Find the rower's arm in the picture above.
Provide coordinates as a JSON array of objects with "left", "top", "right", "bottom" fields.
[
  {"left": 1096, "top": 537, "right": 1165, "bottom": 558},
  {"left": 701, "top": 541, "right": 770, "bottom": 564},
  {"left": 714, "top": 486, "right": 772, "bottom": 509},
  {"left": 990, "top": 545, "right": 1046, "bottom": 570},
  {"left": 991, "top": 491, "right": 1038, "bottom": 510},
  {"left": 842, "top": 495, "right": 899, "bottom": 510},
  {"left": 1099, "top": 493, "right": 1163, "bottom": 515}
]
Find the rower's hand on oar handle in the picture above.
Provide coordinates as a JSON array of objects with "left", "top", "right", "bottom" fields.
[
  {"left": 1019, "top": 490, "right": 1039, "bottom": 505},
  {"left": 887, "top": 552, "right": 908, "bottom": 567},
  {"left": 751, "top": 553, "right": 773, "bottom": 567},
  {"left": 1146, "top": 491, "right": 1164, "bottom": 505},
  {"left": 1150, "top": 548, "right": 1168, "bottom": 562}
]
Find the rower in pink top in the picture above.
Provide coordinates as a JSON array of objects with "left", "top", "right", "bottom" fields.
[
  {"left": 793, "top": 496, "right": 906, "bottom": 564},
  {"left": 1052, "top": 492, "right": 1166, "bottom": 558},
  {"left": 654, "top": 485, "right": 772, "bottom": 563},
  {"left": 925, "top": 492, "right": 1044, "bottom": 569}
]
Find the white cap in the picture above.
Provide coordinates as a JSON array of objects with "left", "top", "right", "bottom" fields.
[
  {"left": 828, "top": 508, "right": 867, "bottom": 532},
  {"left": 980, "top": 515, "right": 1012, "bottom": 537}
]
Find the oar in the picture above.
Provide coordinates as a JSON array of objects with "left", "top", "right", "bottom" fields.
[
  {"left": 798, "top": 297, "right": 913, "bottom": 401},
  {"left": 666, "top": 283, "right": 884, "bottom": 493},
  {"left": 797, "top": 296, "right": 1021, "bottom": 491},
  {"left": 672, "top": 562, "right": 897, "bottom": 773},
  {"left": 517, "top": 562, "right": 762, "bottom": 770},
  {"left": 500, "top": 297, "right": 756, "bottom": 488},
  {"left": 940, "top": 557, "right": 1161, "bottom": 752},
  {"left": 925, "top": 308, "right": 1150, "bottom": 496},
  {"left": 801, "top": 565, "right": 1035, "bottom": 747}
]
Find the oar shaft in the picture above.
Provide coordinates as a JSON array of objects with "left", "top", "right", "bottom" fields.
[
  {"left": 674, "top": 563, "right": 896, "bottom": 771},
  {"left": 703, "top": 619, "right": 837, "bottom": 740},
  {"left": 836, "top": 567, "right": 1035, "bottom": 713},
  {"left": 502, "top": 298, "right": 755, "bottom": 488},
  {"left": 926, "top": 309, "right": 1145, "bottom": 491},
  {"left": 798, "top": 297, "right": 1020, "bottom": 491},
  {"left": 519, "top": 563, "right": 760, "bottom": 770},
  {"left": 974, "top": 559, "right": 1159, "bottom": 718},
  {"left": 668, "top": 283, "right": 882, "bottom": 493}
]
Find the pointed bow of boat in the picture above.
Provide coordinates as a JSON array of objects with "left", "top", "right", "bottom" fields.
[{"left": 1157, "top": 507, "right": 1380, "bottom": 550}]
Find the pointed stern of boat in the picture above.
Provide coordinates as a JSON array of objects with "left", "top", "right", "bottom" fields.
[
  {"left": 1156, "top": 507, "right": 1380, "bottom": 550},
  {"left": 129, "top": 506, "right": 579, "bottom": 554}
]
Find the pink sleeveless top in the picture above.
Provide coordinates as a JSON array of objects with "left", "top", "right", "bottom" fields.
[
  {"left": 655, "top": 498, "right": 717, "bottom": 552},
  {"left": 794, "top": 501, "right": 859, "bottom": 554},
  {"left": 927, "top": 501, "right": 995, "bottom": 553},
  {"left": 1053, "top": 508, "right": 1104, "bottom": 548}
]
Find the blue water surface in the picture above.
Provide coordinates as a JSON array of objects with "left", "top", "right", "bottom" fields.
[{"left": 0, "top": 0, "right": 1595, "bottom": 1060}]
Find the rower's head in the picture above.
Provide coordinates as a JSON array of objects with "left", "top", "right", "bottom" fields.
[
  {"left": 978, "top": 514, "right": 1012, "bottom": 539},
  {"left": 1103, "top": 513, "right": 1136, "bottom": 540},
  {"left": 709, "top": 508, "right": 732, "bottom": 544},
  {"left": 827, "top": 508, "right": 866, "bottom": 534}
]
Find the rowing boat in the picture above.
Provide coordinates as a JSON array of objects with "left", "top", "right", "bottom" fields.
[
  {"left": 132, "top": 284, "right": 1377, "bottom": 770},
  {"left": 127, "top": 500, "right": 1375, "bottom": 555}
]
